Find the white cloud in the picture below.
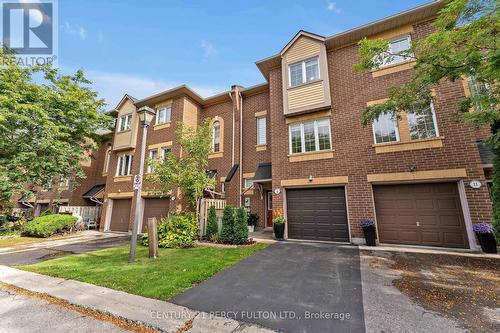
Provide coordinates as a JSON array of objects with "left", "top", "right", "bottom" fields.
[
  {"left": 62, "top": 21, "right": 86, "bottom": 40},
  {"left": 327, "top": 1, "right": 341, "bottom": 14},
  {"left": 84, "top": 70, "right": 225, "bottom": 108},
  {"left": 200, "top": 40, "right": 217, "bottom": 58}
]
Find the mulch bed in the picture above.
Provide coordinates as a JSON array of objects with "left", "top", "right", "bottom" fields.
[
  {"left": 195, "top": 239, "right": 257, "bottom": 248},
  {"left": 365, "top": 251, "right": 500, "bottom": 332}
]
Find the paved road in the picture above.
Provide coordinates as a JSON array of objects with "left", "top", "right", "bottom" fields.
[
  {"left": 0, "top": 235, "right": 129, "bottom": 266},
  {"left": 172, "top": 242, "right": 365, "bottom": 333},
  {"left": 0, "top": 286, "right": 129, "bottom": 333}
]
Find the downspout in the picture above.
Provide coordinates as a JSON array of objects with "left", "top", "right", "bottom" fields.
[
  {"left": 239, "top": 91, "right": 243, "bottom": 208},
  {"left": 228, "top": 92, "right": 235, "bottom": 166}
]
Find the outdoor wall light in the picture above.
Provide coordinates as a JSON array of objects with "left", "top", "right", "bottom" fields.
[
  {"left": 409, "top": 164, "right": 417, "bottom": 172},
  {"left": 308, "top": 175, "right": 313, "bottom": 182}
]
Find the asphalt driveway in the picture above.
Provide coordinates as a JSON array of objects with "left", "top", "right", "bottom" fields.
[{"left": 172, "top": 242, "right": 365, "bottom": 333}]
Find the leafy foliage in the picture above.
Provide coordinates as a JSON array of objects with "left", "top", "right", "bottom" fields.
[
  {"left": 247, "top": 213, "right": 259, "bottom": 226},
  {"left": 0, "top": 48, "right": 111, "bottom": 205},
  {"left": 148, "top": 119, "right": 214, "bottom": 211},
  {"left": 233, "top": 207, "right": 249, "bottom": 245},
  {"left": 206, "top": 206, "right": 218, "bottom": 240},
  {"left": 23, "top": 214, "right": 77, "bottom": 237},
  {"left": 273, "top": 216, "right": 286, "bottom": 224},
  {"left": 354, "top": 0, "right": 500, "bottom": 230},
  {"left": 141, "top": 214, "right": 198, "bottom": 248},
  {"left": 220, "top": 206, "right": 235, "bottom": 243}
]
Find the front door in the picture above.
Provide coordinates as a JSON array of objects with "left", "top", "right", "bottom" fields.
[{"left": 266, "top": 191, "right": 273, "bottom": 227}]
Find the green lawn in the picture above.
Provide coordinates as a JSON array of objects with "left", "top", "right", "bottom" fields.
[
  {"left": 19, "top": 244, "right": 268, "bottom": 300},
  {"left": 0, "top": 234, "right": 43, "bottom": 247}
]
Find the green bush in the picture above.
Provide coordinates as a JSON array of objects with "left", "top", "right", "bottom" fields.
[
  {"left": 206, "top": 206, "right": 218, "bottom": 240},
  {"left": 220, "top": 206, "right": 235, "bottom": 243},
  {"left": 23, "top": 214, "right": 77, "bottom": 237},
  {"left": 233, "top": 207, "right": 249, "bottom": 244},
  {"left": 141, "top": 214, "right": 198, "bottom": 248},
  {"left": 247, "top": 213, "right": 259, "bottom": 226}
]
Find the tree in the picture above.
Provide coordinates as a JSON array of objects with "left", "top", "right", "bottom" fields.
[
  {"left": 206, "top": 206, "right": 218, "bottom": 240},
  {"left": 220, "top": 205, "right": 235, "bottom": 244},
  {"left": 233, "top": 207, "right": 249, "bottom": 245},
  {"left": 149, "top": 119, "right": 215, "bottom": 212},
  {"left": 0, "top": 48, "right": 110, "bottom": 206},
  {"left": 354, "top": 0, "right": 499, "bottom": 238}
]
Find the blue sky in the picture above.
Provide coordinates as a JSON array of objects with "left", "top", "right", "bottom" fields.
[{"left": 57, "top": 0, "right": 431, "bottom": 108}]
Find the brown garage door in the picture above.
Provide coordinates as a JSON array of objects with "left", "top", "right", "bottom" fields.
[
  {"left": 110, "top": 199, "right": 131, "bottom": 232},
  {"left": 286, "top": 187, "right": 349, "bottom": 242},
  {"left": 142, "top": 198, "right": 170, "bottom": 232},
  {"left": 374, "top": 183, "right": 468, "bottom": 248}
]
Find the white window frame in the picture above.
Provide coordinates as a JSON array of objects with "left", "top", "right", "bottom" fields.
[
  {"left": 156, "top": 107, "right": 171, "bottom": 125},
  {"left": 371, "top": 113, "right": 401, "bottom": 144},
  {"left": 256, "top": 116, "right": 267, "bottom": 145},
  {"left": 116, "top": 154, "right": 133, "bottom": 176},
  {"left": 103, "top": 148, "right": 111, "bottom": 174},
  {"left": 407, "top": 101, "right": 440, "bottom": 140},
  {"left": 118, "top": 113, "right": 132, "bottom": 132},
  {"left": 148, "top": 149, "right": 158, "bottom": 173},
  {"left": 377, "top": 35, "right": 413, "bottom": 68},
  {"left": 288, "top": 56, "right": 320, "bottom": 87},
  {"left": 212, "top": 121, "right": 221, "bottom": 152},
  {"left": 288, "top": 118, "right": 332, "bottom": 155},
  {"left": 160, "top": 147, "right": 171, "bottom": 160}
]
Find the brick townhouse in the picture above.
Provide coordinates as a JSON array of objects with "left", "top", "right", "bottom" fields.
[{"left": 27, "top": 1, "right": 494, "bottom": 250}]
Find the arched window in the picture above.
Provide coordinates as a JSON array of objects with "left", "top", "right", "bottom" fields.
[{"left": 212, "top": 121, "right": 221, "bottom": 152}]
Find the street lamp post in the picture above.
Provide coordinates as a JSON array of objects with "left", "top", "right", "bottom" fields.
[{"left": 128, "top": 106, "right": 156, "bottom": 263}]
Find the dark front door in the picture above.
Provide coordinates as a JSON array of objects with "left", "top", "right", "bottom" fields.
[
  {"left": 110, "top": 199, "right": 132, "bottom": 232},
  {"left": 286, "top": 187, "right": 349, "bottom": 242},
  {"left": 373, "top": 182, "right": 468, "bottom": 248},
  {"left": 142, "top": 198, "right": 170, "bottom": 232},
  {"left": 266, "top": 191, "right": 273, "bottom": 228}
]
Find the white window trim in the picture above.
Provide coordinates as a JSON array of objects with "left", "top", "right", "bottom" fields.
[
  {"left": 372, "top": 114, "right": 401, "bottom": 145},
  {"left": 212, "top": 122, "right": 221, "bottom": 152},
  {"left": 407, "top": 100, "right": 440, "bottom": 140},
  {"left": 288, "top": 56, "right": 320, "bottom": 87},
  {"left": 288, "top": 118, "right": 332, "bottom": 154},
  {"left": 148, "top": 149, "right": 158, "bottom": 173},
  {"left": 118, "top": 113, "right": 132, "bottom": 132},
  {"left": 103, "top": 148, "right": 112, "bottom": 174},
  {"left": 156, "top": 107, "right": 171, "bottom": 125},
  {"left": 160, "top": 147, "right": 171, "bottom": 159},
  {"left": 256, "top": 116, "right": 267, "bottom": 145},
  {"left": 244, "top": 178, "right": 254, "bottom": 189},
  {"left": 378, "top": 35, "right": 413, "bottom": 68},
  {"left": 116, "top": 154, "right": 133, "bottom": 176}
]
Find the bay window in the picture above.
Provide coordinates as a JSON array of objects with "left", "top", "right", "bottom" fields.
[
  {"left": 118, "top": 114, "right": 132, "bottom": 132},
  {"left": 288, "top": 56, "right": 320, "bottom": 87}
]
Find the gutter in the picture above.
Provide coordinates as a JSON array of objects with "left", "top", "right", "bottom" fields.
[{"left": 239, "top": 90, "right": 243, "bottom": 208}]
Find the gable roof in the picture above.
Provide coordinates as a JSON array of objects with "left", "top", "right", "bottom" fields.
[
  {"left": 280, "top": 30, "right": 325, "bottom": 55},
  {"left": 256, "top": 0, "right": 445, "bottom": 80},
  {"left": 114, "top": 94, "right": 138, "bottom": 111}
]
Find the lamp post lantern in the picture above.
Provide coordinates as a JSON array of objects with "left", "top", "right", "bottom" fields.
[{"left": 128, "top": 106, "right": 155, "bottom": 263}]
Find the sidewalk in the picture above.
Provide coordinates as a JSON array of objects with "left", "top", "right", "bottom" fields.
[
  {"left": 0, "top": 265, "right": 275, "bottom": 333},
  {"left": 0, "top": 230, "right": 128, "bottom": 254}
]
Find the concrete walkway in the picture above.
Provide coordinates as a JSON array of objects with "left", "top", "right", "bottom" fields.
[{"left": 0, "top": 265, "right": 275, "bottom": 333}]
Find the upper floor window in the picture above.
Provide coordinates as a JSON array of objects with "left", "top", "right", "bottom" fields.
[
  {"left": 288, "top": 56, "right": 320, "bottom": 87},
  {"left": 288, "top": 118, "right": 331, "bottom": 154},
  {"left": 375, "top": 35, "right": 413, "bottom": 68},
  {"left": 118, "top": 113, "right": 132, "bottom": 132},
  {"left": 467, "top": 76, "right": 490, "bottom": 112},
  {"left": 156, "top": 107, "right": 171, "bottom": 125},
  {"left": 148, "top": 149, "right": 158, "bottom": 173},
  {"left": 373, "top": 113, "right": 399, "bottom": 144},
  {"left": 407, "top": 101, "right": 439, "bottom": 140},
  {"left": 212, "top": 121, "right": 221, "bottom": 152},
  {"left": 256, "top": 116, "right": 267, "bottom": 145},
  {"left": 59, "top": 177, "right": 70, "bottom": 187},
  {"left": 244, "top": 179, "right": 254, "bottom": 189},
  {"left": 116, "top": 154, "right": 133, "bottom": 176}
]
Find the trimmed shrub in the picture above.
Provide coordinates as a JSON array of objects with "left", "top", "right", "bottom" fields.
[
  {"left": 247, "top": 213, "right": 259, "bottom": 227},
  {"left": 206, "top": 206, "right": 218, "bottom": 240},
  {"left": 142, "top": 214, "right": 198, "bottom": 248},
  {"left": 23, "top": 214, "right": 77, "bottom": 237},
  {"left": 220, "top": 206, "right": 235, "bottom": 243},
  {"left": 233, "top": 207, "right": 249, "bottom": 244}
]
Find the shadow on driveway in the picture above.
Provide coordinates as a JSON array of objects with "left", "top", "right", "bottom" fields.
[{"left": 172, "top": 241, "right": 365, "bottom": 333}]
